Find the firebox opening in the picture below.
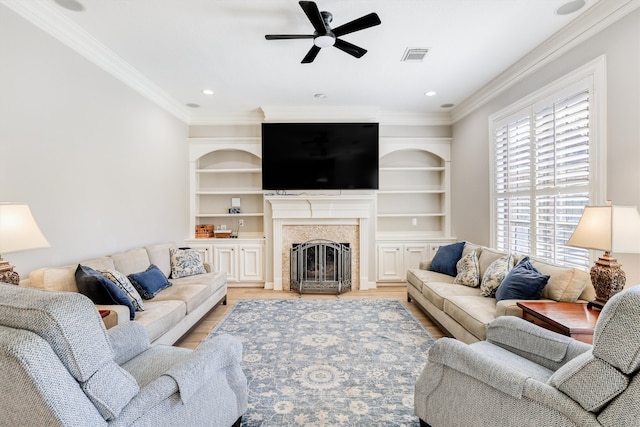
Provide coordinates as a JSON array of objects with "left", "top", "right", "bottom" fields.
[{"left": 290, "top": 239, "right": 352, "bottom": 295}]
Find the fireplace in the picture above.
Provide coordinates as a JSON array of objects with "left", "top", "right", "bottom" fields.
[
  {"left": 266, "top": 195, "right": 376, "bottom": 291},
  {"left": 291, "top": 240, "right": 351, "bottom": 294}
]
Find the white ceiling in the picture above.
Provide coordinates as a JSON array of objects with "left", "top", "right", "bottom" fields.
[{"left": 6, "top": 0, "right": 605, "bottom": 123}]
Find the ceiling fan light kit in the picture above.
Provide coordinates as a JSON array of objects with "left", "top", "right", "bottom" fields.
[{"left": 265, "top": 1, "right": 381, "bottom": 63}]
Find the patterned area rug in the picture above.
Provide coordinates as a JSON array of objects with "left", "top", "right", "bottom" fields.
[{"left": 206, "top": 298, "right": 435, "bottom": 426}]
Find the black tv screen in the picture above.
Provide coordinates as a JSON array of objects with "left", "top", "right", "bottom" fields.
[{"left": 261, "top": 123, "right": 379, "bottom": 190}]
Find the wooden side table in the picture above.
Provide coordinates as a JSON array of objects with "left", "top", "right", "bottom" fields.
[{"left": 516, "top": 301, "right": 600, "bottom": 344}]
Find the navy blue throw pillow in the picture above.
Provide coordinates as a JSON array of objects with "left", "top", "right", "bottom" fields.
[
  {"left": 428, "top": 241, "right": 466, "bottom": 277},
  {"left": 495, "top": 257, "right": 550, "bottom": 301},
  {"left": 127, "top": 264, "right": 172, "bottom": 300},
  {"left": 75, "top": 264, "right": 135, "bottom": 320}
]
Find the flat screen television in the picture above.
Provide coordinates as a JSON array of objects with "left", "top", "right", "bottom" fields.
[{"left": 261, "top": 122, "right": 379, "bottom": 190}]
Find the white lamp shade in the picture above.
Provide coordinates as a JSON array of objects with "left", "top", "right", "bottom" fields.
[
  {"left": 0, "top": 204, "right": 50, "bottom": 254},
  {"left": 567, "top": 205, "right": 640, "bottom": 254}
]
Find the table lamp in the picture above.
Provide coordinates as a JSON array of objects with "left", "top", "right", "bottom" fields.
[
  {"left": 0, "top": 203, "right": 50, "bottom": 285},
  {"left": 567, "top": 204, "right": 640, "bottom": 309}
]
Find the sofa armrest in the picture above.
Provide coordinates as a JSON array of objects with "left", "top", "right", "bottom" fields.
[
  {"left": 486, "top": 316, "right": 591, "bottom": 370},
  {"left": 203, "top": 262, "right": 212, "bottom": 273},
  {"left": 428, "top": 337, "right": 532, "bottom": 398},
  {"left": 164, "top": 334, "right": 242, "bottom": 404},
  {"left": 107, "top": 322, "right": 150, "bottom": 365}
]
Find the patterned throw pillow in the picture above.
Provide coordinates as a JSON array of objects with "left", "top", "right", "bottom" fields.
[
  {"left": 480, "top": 254, "right": 515, "bottom": 297},
  {"left": 100, "top": 269, "right": 144, "bottom": 311},
  {"left": 170, "top": 248, "right": 206, "bottom": 279},
  {"left": 454, "top": 249, "right": 480, "bottom": 287}
]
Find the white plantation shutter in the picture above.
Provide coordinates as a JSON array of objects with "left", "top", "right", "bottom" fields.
[{"left": 492, "top": 85, "right": 592, "bottom": 269}]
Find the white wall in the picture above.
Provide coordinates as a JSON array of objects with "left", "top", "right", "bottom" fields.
[
  {"left": 451, "top": 9, "right": 640, "bottom": 286},
  {"left": 0, "top": 5, "right": 189, "bottom": 278}
]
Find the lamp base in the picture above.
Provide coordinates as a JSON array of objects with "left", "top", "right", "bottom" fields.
[
  {"left": 0, "top": 257, "right": 20, "bottom": 285},
  {"left": 589, "top": 251, "right": 625, "bottom": 309}
]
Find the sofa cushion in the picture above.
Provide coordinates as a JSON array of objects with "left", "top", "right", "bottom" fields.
[
  {"left": 407, "top": 269, "right": 454, "bottom": 297},
  {"left": 170, "top": 248, "right": 206, "bottom": 279},
  {"left": 29, "top": 257, "right": 115, "bottom": 293},
  {"left": 495, "top": 257, "right": 550, "bottom": 301},
  {"left": 429, "top": 241, "right": 465, "bottom": 277},
  {"left": 443, "top": 295, "right": 497, "bottom": 341},
  {"left": 454, "top": 249, "right": 480, "bottom": 287},
  {"left": 422, "top": 282, "right": 482, "bottom": 311},
  {"left": 111, "top": 248, "right": 152, "bottom": 276},
  {"left": 480, "top": 255, "right": 515, "bottom": 297},
  {"left": 548, "top": 351, "right": 628, "bottom": 412},
  {"left": 128, "top": 264, "right": 172, "bottom": 300},
  {"left": 477, "top": 248, "right": 509, "bottom": 278},
  {"left": 100, "top": 269, "right": 144, "bottom": 311},
  {"left": 532, "top": 258, "right": 589, "bottom": 302},
  {"left": 146, "top": 243, "right": 175, "bottom": 278},
  {"left": 132, "top": 299, "right": 186, "bottom": 343},
  {"left": 154, "top": 283, "right": 212, "bottom": 313},
  {"left": 75, "top": 265, "right": 135, "bottom": 320}
]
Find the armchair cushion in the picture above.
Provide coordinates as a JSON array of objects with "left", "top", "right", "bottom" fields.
[
  {"left": 548, "top": 351, "right": 628, "bottom": 412},
  {"left": 108, "top": 321, "right": 150, "bottom": 365},
  {"left": 82, "top": 361, "right": 139, "bottom": 420}
]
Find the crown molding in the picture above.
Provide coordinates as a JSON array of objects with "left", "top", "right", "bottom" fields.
[
  {"left": 2, "top": 0, "right": 190, "bottom": 123},
  {"left": 188, "top": 110, "right": 265, "bottom": 126},
  {"left": 451, "top": 0, "right": 640, "bottom": 123}
]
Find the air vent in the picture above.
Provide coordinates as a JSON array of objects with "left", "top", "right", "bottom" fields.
[{"left": 401, "top": 48, "right": 429, "bottom": 62}]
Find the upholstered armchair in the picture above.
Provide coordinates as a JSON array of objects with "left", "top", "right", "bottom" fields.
[
  {"left": 0, "top": 283, "right": 247, "bottom": 426},
  {"left": 415, "top": 285, "right": 640, "bottom": 426}
]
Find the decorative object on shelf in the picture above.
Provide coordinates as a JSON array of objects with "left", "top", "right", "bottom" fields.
[
  {"left": 228, "top": 208, "right": 241, "bottom": 214},
  {"left": 214, "top": 230, "right": 232, "bottom": 238},
  {"left": 195, "top": 224, "right": 214, "bottom": 238},
  {"left": 0, "top": 203, "right": 50, "bottom": 284},
  {"left": 567, "top": 203, "right": 640, "bottom": 309}
]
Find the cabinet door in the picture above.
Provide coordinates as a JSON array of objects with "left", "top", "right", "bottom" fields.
[
  {"left": 185, "top": 244, "right": 213, "bottom": 267},
  {"left": 238, "top": 244, "right": 264, "bottom": 282},
  {"left": 376, "top": 244, "right": 404, "bottom": 282},
  {"left": 213, "top": 245, "right": 238, "bottom": 282},
  {"left": 404, "top": 244, "right": 429, "bottom": 273}
]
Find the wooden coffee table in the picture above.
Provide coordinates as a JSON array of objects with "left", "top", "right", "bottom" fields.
[{"left": 516, "top": 301, "right": 600, "bottom": 344}]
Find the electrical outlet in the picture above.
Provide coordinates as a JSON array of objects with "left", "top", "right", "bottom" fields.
[{"left": 239, "top": 219, "right": 244, "bottom": 227}]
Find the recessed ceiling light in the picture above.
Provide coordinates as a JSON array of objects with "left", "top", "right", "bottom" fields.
[
  {"left": 201, "top": 89, "right": 214, "bottom": 95},
  {"left": 314, "top": 93, "right": 327, "bottom": 99},
  {"left": 186, "top": 103, "right": 200, "bottom": 108},
  {"left": 440, "top": 103, "right": 455, "bottom": 108},
  {"left": 53, "top": 0, "right": 85, "bottom": 12},
  {"left": 555, "top": 0, "right": 586, "bottom": 15},
  {"left": 424, "top": 91, "right": 437, "bottom": 97}
]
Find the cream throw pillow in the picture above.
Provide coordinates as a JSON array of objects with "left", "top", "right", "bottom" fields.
[
  {"left": 480, "top": 254, "right": 515, "bottom": 297},
  {"left": 454, "top": 249, "right": 480, "bottom": 287}
]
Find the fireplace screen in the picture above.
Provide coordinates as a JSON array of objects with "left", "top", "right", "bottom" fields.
[{"left": 290, "top": 239, "right": 351, "bottom": 294}]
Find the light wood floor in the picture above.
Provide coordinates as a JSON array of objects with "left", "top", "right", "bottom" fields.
[{"left": 175, "top": 285, "right": 446, "bottom": 349}]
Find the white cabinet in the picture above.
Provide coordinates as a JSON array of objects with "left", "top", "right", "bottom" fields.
[
  {"left": 376, "top": 241, "right": 456, "bottom": 283},
  {"left": 212, "top": 241, "right": 264, "bottom": 284},
  {"left": 376, "top": 243, "right": 429, "bottom": 282}
]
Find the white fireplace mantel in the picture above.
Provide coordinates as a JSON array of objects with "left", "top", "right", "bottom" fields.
[{"left": 265, "top": 195, "right": 377, "bottom": 291}]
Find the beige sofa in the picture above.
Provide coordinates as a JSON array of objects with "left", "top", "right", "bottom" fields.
[
  {"left": 407, "top": 242, "right": 595, "bottom": 344},
  {"left": 24, "top": 242, "right": 227, "bottom": 345}
]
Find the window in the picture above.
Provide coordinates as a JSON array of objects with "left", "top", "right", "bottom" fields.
[{"left": 490, "top": 59, "right": 605, "bottom": 269}]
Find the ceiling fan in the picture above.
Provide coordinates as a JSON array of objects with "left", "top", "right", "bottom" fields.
[{"left": 265, "top": 1, "right": 381, "bottom": 64}]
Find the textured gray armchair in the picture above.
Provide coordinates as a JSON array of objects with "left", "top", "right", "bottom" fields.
[
  {"left": 0, "top": 283, "right": 247, "bottom": 426},
  {"left": 415, "top": 285, "right": 640, "bottom": 426}
]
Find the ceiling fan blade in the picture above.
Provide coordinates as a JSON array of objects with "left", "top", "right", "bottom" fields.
[
  {"left": 332, "top": 13, "right": 381, "bottom": 37},
  {"left": 265, "top": 34, "right": 314, "bottom": 40},
  {"left": 334, "top": 38, "right": 367, "bottom": 58},
  {"left": 299, "top": 1, "right": 327, "bottom": 35},
  {"left": 301, "top": 45, "right": 321, "bottom": 63}
]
